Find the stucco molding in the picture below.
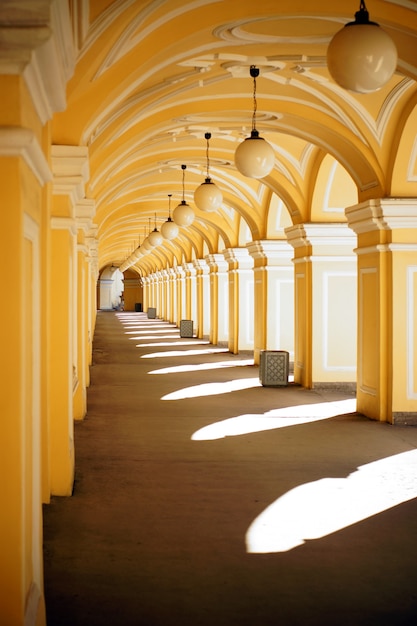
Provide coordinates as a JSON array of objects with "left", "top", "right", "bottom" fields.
[
  {"left": 0, "top": 1, "right": 75, "bottom": 123},
  {"left": 346, "top": 199, "right": 417, "bottom": 235},
  {"left": 285, "top": 223, "right": 355, "bottom": 254},
  {"left": 51, "top": 145, "right": 90, "bottom": 180},
  {"left": 247, "top": 239, "right": 294, "bottom": 266},
  {"left": 50, "top": 216, "right": 77, "bottom": 235},
  {"left": 0, "top": 126, "right": 52, "bottom": 185},
  {"left": 205, "top": 253, "right": 228, "bottom": 273},
  {"left": 51, "top": 145, "right": 90, "bottom": 207},
  {"left": 223, "top": 247, "right": 254, "bottom": 270}
]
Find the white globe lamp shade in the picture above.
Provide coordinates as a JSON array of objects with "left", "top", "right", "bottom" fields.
[
  {"left": 148, "top": 229, "right": 163, "bottom": 247},
  {"left": 327, "top": 9, "right": 397, "bottom": 93},
  {"left": 235, "top": 130, "right": 275, "bottom": 179},
  {"left": 161, "top": 218, "right": 179, "bottom": 240},
  {"left": 132, "top": 248, "right": 143, "bottom": 260},
  {"left": 142, "top": 236, "right": 153, "bottom": 251},
  {"left": 173, "top": 200, "right": 195, "bottom": 226},
  {"left": 194, "top": 178, "right": 223, "bottom": 212}
]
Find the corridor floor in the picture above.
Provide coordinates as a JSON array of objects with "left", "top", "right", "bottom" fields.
[{"left": 43, "top": 311, "right": 417, "bottom": 626}]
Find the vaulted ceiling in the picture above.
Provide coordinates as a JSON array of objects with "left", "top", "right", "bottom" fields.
[{"left": 52, "top": 0, "right": 417, "bottom": 273}]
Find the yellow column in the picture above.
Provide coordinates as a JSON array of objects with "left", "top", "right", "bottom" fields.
[
  {"left": 206, "top": 254, "right": 229, "bottom": 346},
  {"left": 155, "top": 273, "right": 160, "bottom": 313},
  {"left": 142, "top": 277, "right": 150, "bottom": 311},
  {"left": 247, "top": 240, "right": 294, "bottom": 364},
  {"left": 49, "top": 145, "right": 89, "bottom": 495},
  {"left": 346, "top": 199, "right": 417, "bottom": 424},
  {"left": 168, "top": 268, "right": 176, "bottom": 323},
  {"left": 286, "top": 224, "right": 357, "bottom": 389},
  {"left": 175, "top": 266, "right": 185, "bottom": 324},
  {"left": 0, "top": 122, "right": 51, "bottom": 626},
  {"left": 194, "top": 259, "right": 210, "bottom": 339},
  {"left": 0, "top": 1, "right": 73, "bottom": 610},
  {"left": 74, "top": 200, "right": 96, "bottom": 420},
  {"left": 183, "top": 263, "right": 197, "bottom": 329},
  {"left": 223, "top": 248, "right": 254, "bottom": 354},
  {"left": 85, "top": 233, "right": 98, "bottom": 374},
  {"left": 48, "top": 219, "right": 76, "bottom": 492},
  {"left": 152, "top": 273, "right": 158, "bottom": 311},
  {"left": 161, "top": 270, "right": 169, "bottom": 320}
]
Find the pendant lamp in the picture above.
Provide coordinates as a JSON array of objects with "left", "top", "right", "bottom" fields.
[
  {"left": 194, "top": 132, "right": 223, "bottom": 212},
  {"left": 161, "top": 194, "right": 179, "bottom": 240},
  {"left": 327, "top": 1, "right": 397, "bottom": 93},
  {"left": 148, "top": 213, "right": 163, "bottom": 247},
  {"left": 132, "top": 238, "right": 143, "bottom": 260},
  {"left": 142, "top": 223, "right": 153, "bottom": 251},
  {"left": 173, "top": 164, "right": 195, "bottom": 226},
  {"left": 234, "top": 66, "right": 275, "bottom": 179}
]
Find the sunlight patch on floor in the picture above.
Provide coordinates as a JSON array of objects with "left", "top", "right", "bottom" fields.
[
  {"left": 191, "top": 398, "right": 356, "bottom": 440},
  {"left": 162, "top": 377, "right": 261, "bottom": 400},
  {"left": 148, "top": 359, "right": 254, "bottom": 374},
  {"left": 137, "top": 340, "right": 209, "bottom": 348},
  {"left": 246, "top": 449, "right": 417, "bottom": 554},
  {"left": 141, "top": 347, "right": 229, "bottom": 359},
  {"left": 125, "top": 329, "right": 178, "bottom": 335},
  {"left": 129, "top": 334, "right": 181, "bottom": 340}
]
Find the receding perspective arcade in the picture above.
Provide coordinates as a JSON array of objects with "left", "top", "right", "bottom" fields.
[{"left": 1, "top": 1, "right": 417, "bottom": 625}]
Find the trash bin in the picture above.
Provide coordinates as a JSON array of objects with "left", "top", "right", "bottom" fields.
[
  {"left": 180, "top": 319, "right": 193, "bottom": 338},
  {"left": 135, "top": 302, "right": 143, "bottom": 312},
  {"left": 259, "top": 350, "right": 289, "bottom": 387},
  {"left": 147, "top": 307, "right": 156, "bottom": 319}
]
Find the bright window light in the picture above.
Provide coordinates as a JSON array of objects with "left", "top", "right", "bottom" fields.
[
  {"left": 161, "top": 377, "right": 261, "bottom": 400},
  {"left": 246, "top": 449, "right": 417, "bottom": 554},
  {"left": 148, "top": 359, "right": 254, "bottom": 375},
  {"left": 192, "top": 399, "right": 356, "bottom": 440}
]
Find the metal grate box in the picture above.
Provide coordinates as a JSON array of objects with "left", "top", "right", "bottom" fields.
[
  {"left": 259, "top": 350, "right": 289, "bottom": 387},
  {"left": 180, "top": 319, "right": 193, "bottom": 337},
  {"left": 147, "top": 307, "right": 156, "bottom": 319}
]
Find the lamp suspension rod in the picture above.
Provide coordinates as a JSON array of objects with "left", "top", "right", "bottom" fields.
[
  {"left": 250, "top": 65, "right": 259, "bottom": 133},
  {"left": 181, "top": 164, "right": 186, "bottom": 202},
  {"left": 205, "top": 132, "right": 211, "bottom": 179}
]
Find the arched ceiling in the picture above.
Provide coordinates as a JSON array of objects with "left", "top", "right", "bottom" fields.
[{"left": 52, "top": 0, "right": 417, "bottom": 272}]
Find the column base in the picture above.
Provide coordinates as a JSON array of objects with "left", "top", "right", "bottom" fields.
[
  {"left": 392, "top": 412, "right": 417, "bottom": 426},
  {"left": 312, "top": 382, "right": 357, "bottom": 394}
]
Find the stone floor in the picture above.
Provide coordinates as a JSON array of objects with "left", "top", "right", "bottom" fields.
[{"left": 43, "top": 311, "right": 417, "bottom": 626}]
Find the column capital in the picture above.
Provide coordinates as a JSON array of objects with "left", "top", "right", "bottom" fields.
[
  {"left": 183, "top": 262, "right": 196, "bottom": 277},
  {"left": 247, "top": 239, "right": 293, "bottom": 266},
  {"left": 75, "top": 199, "right": 96, "bottom": 232},
  {"left": 51, "top": 145, "right": 90, "bottom": 208},
  {"left": 0, "top": 126, "right": 52, "bottom": 185},
  {"left": 346, "top": 198, "right": 417, "bottom": 235},
  {"left": 223, "top": 247, "right": 254, "bottom": 270},
  {"left": 205, "top": 253, "right": 228, "bottom": 272},
  {"left": 193, "top": 258, "right": 210, "bottom": 275},
  {"left": 0, "top": 1, "right": 75, "bottom": 123},
  {"left": 160, "top": 269, "right": 170, "bottom": 282},
  {"left": 175, "top": 266, "right": 186, "bottom": 278},
  {"left": 285, "top": 223, "right": 355, "bottom": 257}
]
